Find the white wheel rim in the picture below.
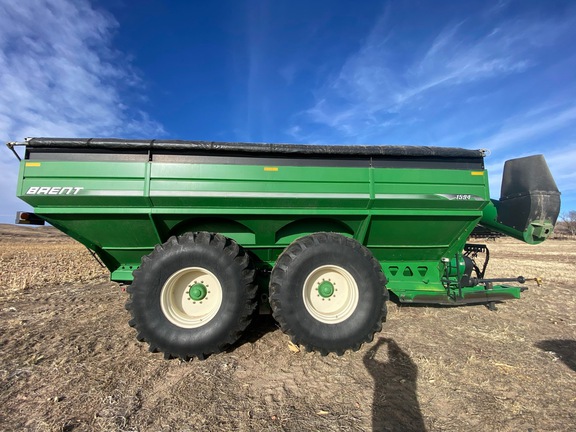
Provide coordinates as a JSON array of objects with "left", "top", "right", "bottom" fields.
[
  {"left": 302, "top": 265, "right": 359, "bottom": 324},
  {"left": 160, "top": 267, "right": 223, "bottom": 329}
]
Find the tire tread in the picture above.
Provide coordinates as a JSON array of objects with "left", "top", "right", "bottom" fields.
[
  {"left": 125, "top": 232, "right": 257, "bottom": 360},
  {"left": 270, "top": 232, "right": 388, "bottom": 355}
]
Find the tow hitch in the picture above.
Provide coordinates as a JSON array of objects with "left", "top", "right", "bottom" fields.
[{"left": 478, "top": 276, "right": 543, "bottom": 310}]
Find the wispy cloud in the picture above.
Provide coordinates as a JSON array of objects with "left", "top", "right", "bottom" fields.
[
  {"left": 0, "top": 1, "right": 163, "bottom": 141},
  {"left": 475, "top": 104, "right": 576, "bottom": 152},
  {"left": 293, "top": 6, "right": 575, "bottom": 142},
  {"left": 403, "top": 22, "right": 531, "bottom": 102},
  {"left": 0, "top": 0, "right": 163, "bottom": 222}
]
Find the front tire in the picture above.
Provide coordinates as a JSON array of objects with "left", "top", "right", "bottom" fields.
[
  {"left": 269, "top": 232, "right": 388, "bottom": 355},
  {"left": 126, "top": 232, "right": 257, "bottom": 360}
]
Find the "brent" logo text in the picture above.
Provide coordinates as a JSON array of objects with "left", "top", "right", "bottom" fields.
[{"left": 26, "top": 187, "right": 84, "bottom": 195}]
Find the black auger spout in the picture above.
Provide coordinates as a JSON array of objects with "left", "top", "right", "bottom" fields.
[{"left": 481, "top": 155, "right": 561, "bottom": 244}]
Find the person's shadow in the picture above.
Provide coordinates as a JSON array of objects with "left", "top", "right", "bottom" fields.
[
  {"left": 535, "top": 339, "right": 576, "bottom": 371},
  {"left": 363, "top": 338, "right": 426, "bottom": 431}
]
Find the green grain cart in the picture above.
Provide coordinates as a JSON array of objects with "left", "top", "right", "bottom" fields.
[{"left": 8, "top": 138, "right": 560, "bottom": 359}]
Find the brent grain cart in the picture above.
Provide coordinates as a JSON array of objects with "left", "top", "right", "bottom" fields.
[{"left": 7, "top": 138, "right": 560, "bottom": 359}]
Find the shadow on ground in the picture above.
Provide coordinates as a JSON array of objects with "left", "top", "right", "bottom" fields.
[
  {"left": 227, "top": 313, "right": 279, "bottom": 352},
  {"left": 535, "top": 339, "right": 576, "bottom": 372},
  {"left": 364, "top": 338, "right": 426, "bottom": 432}
]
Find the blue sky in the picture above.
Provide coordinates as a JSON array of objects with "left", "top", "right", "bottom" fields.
[{"left": 1, "top": 0, "right": 575, "bottom": 223}]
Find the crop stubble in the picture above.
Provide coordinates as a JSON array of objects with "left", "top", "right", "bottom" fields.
[{"left": 0, "top": 225, "right": 575, "bottom": 431}]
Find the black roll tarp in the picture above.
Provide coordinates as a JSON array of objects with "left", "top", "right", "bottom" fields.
[{"left": 23, "top": 137, "right": 485, "bottom": 159}]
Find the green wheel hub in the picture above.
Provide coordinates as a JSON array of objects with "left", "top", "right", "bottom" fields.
[
  {"left": 318, "top": 280, "right": 335, "bottom": 298},
  {"left": 189, "top": 283, "right": 207, "bottom": 301}
]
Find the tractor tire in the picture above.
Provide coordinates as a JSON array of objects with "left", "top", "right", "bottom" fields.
[
  {"left": 269, "top": 232, "right": 388, "bottom": 355},
  {"left": 125, "top": 232, "right": 257, "bottom": 360}
]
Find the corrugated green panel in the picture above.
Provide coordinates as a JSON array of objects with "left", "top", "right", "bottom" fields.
[
  {"left": 149, "top": 163, "right": 370, "bottom": 209},
  {"left": 46, "top": 214, "right": 159, "bottom": 249},
  {"left": 150, "top": 179, "right": 368, "bottom": 194},
  {"left": 19, "top": 161, "right": 149, "bottom": 208},
  {"left": 150, "top": 163, "right": 369, "bottom": 182},
  {"left": 17, "top": 159, "right": 493, "bottom": 291},
  {"left": 149, "top": 195, "right": 369, "bottom": 210},
  {"left": 21, "top": 180, "right": 147, "bottom": 207},
  {"left": 372, "top": 168, "right": 488, "bottom": 210},
  {"left": 371, "top": 167, "right": 487, "bottom": 184},
  {"left": 366, "top": 215, "right": 477, "bottom": 248},
  {"left": 23, "top": 161, "right": 146, "bottom": 178}
]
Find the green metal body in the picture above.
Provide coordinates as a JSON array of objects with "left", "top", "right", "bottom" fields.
[{"left": 14, "top": 139, "right": 558, "bottom": 305}]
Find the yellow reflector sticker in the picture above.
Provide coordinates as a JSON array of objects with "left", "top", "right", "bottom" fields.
[
  {"left": 25, "top": 162, "right": 41, "bottom": 167},
  {"left": 264, "top": 167, "right": 279, "bottom": 172},
  {"left": 471, "top": 171, "right": 484, "bottom": 176}
]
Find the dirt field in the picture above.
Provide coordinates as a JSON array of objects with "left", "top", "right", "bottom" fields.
[{"left": 1, "top": 224, "right": 575, "bottom": 431}]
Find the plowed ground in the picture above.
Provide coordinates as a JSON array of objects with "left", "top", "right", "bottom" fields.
[{"left": 1, "top": 225, "right": 575, "bottom": 431}]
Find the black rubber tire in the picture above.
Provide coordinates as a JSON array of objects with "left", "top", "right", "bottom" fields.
[
  {"left": 125, "top": 232, "right": 257, "bottom": 360},
  {"left": 269, "top": 232, "right": 388, "bottom": 355}
]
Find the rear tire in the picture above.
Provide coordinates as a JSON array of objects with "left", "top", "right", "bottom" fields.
[
  {"left": 125, "top": 232, "right": 257, "bottom": 360},
  {"left": 270, "top": 232, "right": 388, "bottom": 355}
]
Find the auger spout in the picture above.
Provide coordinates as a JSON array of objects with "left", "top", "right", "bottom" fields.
[{"left": 481, "top": 155, "right": 560, "bottom": 244}]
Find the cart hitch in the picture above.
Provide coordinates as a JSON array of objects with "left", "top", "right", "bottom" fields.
[
  {"left": 476, "top": 276, "right": 542, "bottom": 311},
  {"left": 471, "top": 275, "right": 542, "bottom": 288}
]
